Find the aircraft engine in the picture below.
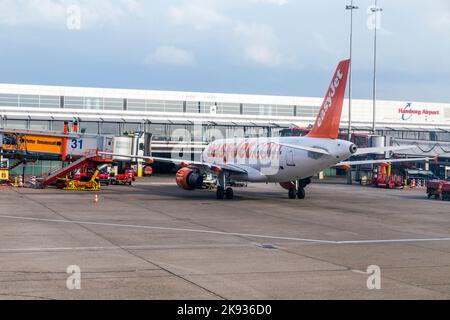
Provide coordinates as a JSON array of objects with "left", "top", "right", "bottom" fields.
[
  {"left": 176, "top": 168, "right": 204, "bottom": 191},
  {"left": 279, "top": 182, "right": 296, "bottom": 190}
]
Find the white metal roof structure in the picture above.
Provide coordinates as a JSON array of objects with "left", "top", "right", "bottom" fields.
[{"left": 1, "top": 83, "right": 450, "bottom": 130}]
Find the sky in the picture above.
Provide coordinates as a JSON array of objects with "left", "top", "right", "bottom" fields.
[{"left": 0, "top": 0, "right": 449, "bottom": 103}]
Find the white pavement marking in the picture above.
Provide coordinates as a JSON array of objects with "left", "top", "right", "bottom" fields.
[
  {"left": 0, "top": 215, "right": 336, "bottom": 244},
  {"left": 0, "top": 244, "right": 253, "bottom": 254},
  {"left": 0, "top": 215, "right": 449, "bottom": 245}
]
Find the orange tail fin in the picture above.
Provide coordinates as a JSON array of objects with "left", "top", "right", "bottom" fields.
[{"left": 307, "top": 59, "right": 351, "bottom": 139}]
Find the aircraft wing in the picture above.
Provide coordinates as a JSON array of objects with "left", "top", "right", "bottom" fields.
[
  {"left": 354, "top": 145, "right": 416, "bottom": 156},
  {"left": 279, "top": 143, "right": 330, "bottom": 155},
  {"left": 336, "top": 157, "right": 430, "bottom": 167},
  {"left": 98, "top": 152, "right": 248, "bottom": 174}
]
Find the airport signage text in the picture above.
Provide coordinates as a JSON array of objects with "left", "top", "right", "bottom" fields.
[{"left": 399, "top": 103, "right": 440, "bottom": 121}]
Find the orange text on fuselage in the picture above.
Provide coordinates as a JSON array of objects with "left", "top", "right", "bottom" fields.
[{"left": 207, "top": 141, "right": 282, "bottom": 162}]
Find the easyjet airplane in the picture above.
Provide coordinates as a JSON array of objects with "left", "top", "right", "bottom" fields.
[{"left": 102, "top": 59, "right": 427, "bottom": 200}]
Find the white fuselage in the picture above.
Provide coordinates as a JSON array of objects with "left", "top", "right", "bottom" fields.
[{"left": 202, "top": 137, "right": 355, "bottom": 183}]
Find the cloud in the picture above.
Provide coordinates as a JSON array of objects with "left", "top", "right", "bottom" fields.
[
  {"left": 166, "top": 2, "right": 285, "bottom": 67},
  {"left": 146, "top": 46, "right": 195, "bottom": 66},
  {"left": 168, "top": 3, "right": 228, "bottom": 30},
  {"left": 0, "top": 0, "right": 65, "bottom": 25},
  {"left": 0, "top": 0, "right": 144, "bottom": 29},
  {"left": 233, "top": 22, "right": 282, "bottom": 66},
  {"left": 252, "top": 0, "right": 288, "bottom": 5},
  {"left": 244, "top": 45, "right": 282, "bottom": 66}
]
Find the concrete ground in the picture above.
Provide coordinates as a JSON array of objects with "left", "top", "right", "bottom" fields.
[{"left": 0, "top": 176, "right": 449, "bottom": 300}]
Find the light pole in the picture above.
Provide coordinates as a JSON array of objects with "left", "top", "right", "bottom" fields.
[
  {"left": 371, "top": 0, "right": 383, "bottom": 134},
  {"left": 346, "top": 1, "right": 359, "bottom": 142},
  {"left": 346, "top": 1, "right": 358, "bottom": 185}
]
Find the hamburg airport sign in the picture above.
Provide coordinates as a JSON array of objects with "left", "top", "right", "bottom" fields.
[{"left": 399, "top": 103, "right": 440, "bottom": 121}]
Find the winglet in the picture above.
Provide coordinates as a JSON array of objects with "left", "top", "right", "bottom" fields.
[{"left": 307, "top": 59, "right": 351, "bottom": 139}]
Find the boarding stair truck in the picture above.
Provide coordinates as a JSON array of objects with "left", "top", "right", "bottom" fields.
[{"left": 39, "top": 134, "right": 114, "bottom": 191}]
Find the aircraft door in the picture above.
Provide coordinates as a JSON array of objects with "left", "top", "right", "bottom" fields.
[{"left": 286, "top": 148, "right": 295, "bottom": 167}]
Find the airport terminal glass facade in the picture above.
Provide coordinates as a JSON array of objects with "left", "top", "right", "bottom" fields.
[
  {"left": 3, "top": 88, "right": 450, "bottom": 144},
  {"left": 3, "top": 91, "right": 450, "bottom": 142},
  {"left": 0, "top": 92, "right": 320, "bottom": 117},
  {"left": 0, "top": 92, "right": 312, "bottom": 142}
]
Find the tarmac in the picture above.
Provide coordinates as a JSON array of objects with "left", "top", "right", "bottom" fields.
[{"left": 0, "top": 176, "right": 449, "bottom": 300}]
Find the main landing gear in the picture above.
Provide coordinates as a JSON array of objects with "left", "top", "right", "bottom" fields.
[
  {"left": 216, "top": 186, "right": 234, "bottom": 200},
  {"left": 216, "top": 172, "right": 234, "bottom": 200},
  {"left": 288, "top": 178, "right": 311, "bottom": 200}
]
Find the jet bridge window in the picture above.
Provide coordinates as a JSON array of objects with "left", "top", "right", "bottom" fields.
[
  {"left": 5, "top": 119, "right": 28, "bottom": 130},
  {"left": 79, "top": 122, "right": 100, "bottom": 134},
  {"left": 30, "top": 121, "right": 50, "bottom": 131},
  {"left": 101, "top": 122, "right": 120, "bottom": 135}
]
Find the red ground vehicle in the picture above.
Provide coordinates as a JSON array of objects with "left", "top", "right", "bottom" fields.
[
  {"left": 426, "top": 180, "right": 445, "bottom": 199},
  {"left": 372, "top": 175, "right": 404, "bottom": 189},
  {"left": 441, "top": 182, "right": 450, "bottom": 201},
  {"left": 110, "top": 168, "right": 136, "bottom": 186},
  {"left": 144, "top": 166, "right": 153, "bottom": 177},
  {"left": 96, "top": 172, "right": 111, "bottom": 186},
  {"left": 371, "top": 164, "right": 404, "bottom": 189}
]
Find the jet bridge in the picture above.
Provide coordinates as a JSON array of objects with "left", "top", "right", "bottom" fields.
[{"left": 0, "top": 129, "right": 113, "bottom": 161}]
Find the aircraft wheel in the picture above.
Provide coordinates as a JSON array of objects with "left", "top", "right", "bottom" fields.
[
  {"left": 297, "top": 188, "right": 306, "bottom": 200},
  {"left": 216, "top": 186, "right": 225, "bottom": 200},
  {"left": 288, "top": 188, "right": 296, "bottom": 199},
  {"left": 225, "top": 188, "right": 234, "bottom": 200}
]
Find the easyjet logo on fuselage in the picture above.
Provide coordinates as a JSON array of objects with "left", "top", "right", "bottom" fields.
[
  {"left": 206, "top": 141, "right": 282, "bottom": 162},
  {"left": 316, "top": 69, "right": 344, "bottom": 128}
]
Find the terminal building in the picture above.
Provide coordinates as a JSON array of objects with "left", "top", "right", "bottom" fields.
[{"left": 1, "top": 83, "right": 450, "bottom": 177}]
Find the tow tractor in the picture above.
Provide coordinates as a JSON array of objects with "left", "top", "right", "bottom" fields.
[{"left": 61, "top": 169, "right": 101, "bottom": 192}]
